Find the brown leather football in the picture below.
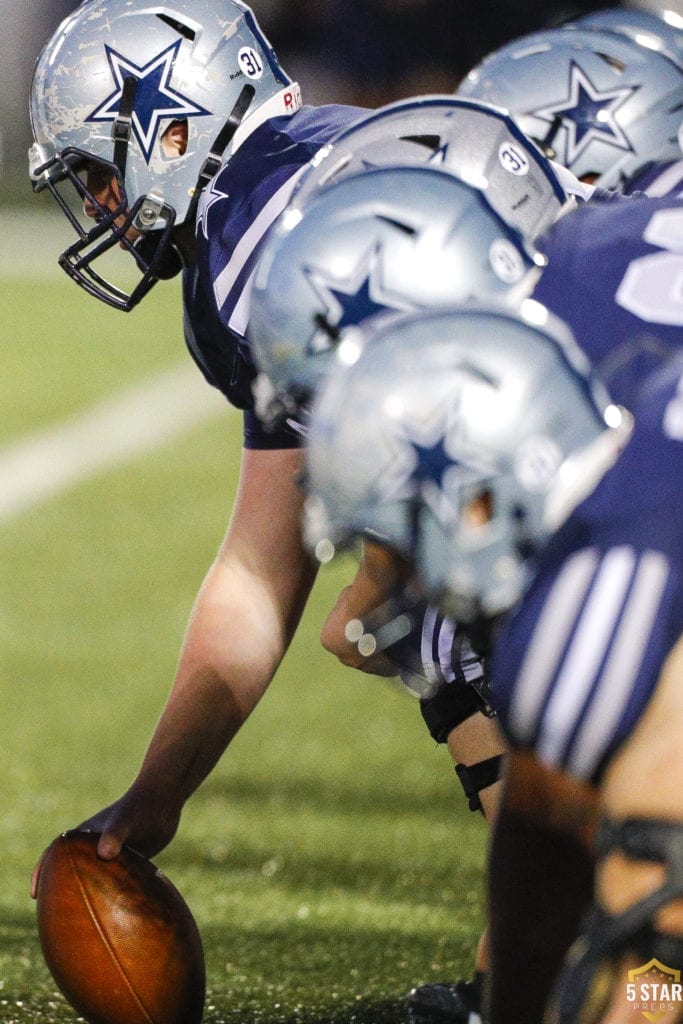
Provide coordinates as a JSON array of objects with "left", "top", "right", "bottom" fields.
[{"left": 36, "top": 830, "right": 205, "bottom": 1024}]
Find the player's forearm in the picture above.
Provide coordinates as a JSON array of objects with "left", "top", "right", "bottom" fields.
[
  {"left": 133, "top": 558, "right": 302, "bottom": 803},
  {"left": 133, "top": 666, "right": 258, "bottom": 805}
]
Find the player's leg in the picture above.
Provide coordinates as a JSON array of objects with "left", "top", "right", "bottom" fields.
[
  {"left": 485, "top": 751, "right": 599, "bottom": 1024},
  {"left": 552, "top": 634, "right": 683, "bottom": 1024},
  {"left": 408, "top": 709, "right": 506, "bottom": 1024}
]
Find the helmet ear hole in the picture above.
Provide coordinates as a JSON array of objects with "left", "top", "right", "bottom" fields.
[
  {"left": 464, "top": 489, "right": 494, "bottom": 528},
  {"left": 161, "top": 120, "right": 189, "bottom": 158}
]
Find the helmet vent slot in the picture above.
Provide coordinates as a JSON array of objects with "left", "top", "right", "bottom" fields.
[
  {"left": 402, "top": 134, "right": 441, "bottom": 152},
  {"left": 156, "top": 14, "right": 196, "bottom": 41},
  {"left": 596, "top": 51, "right": 626, "bottom": 73}
]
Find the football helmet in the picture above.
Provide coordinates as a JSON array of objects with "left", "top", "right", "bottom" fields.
[
  {"left": 29, "top": 0, "right": 299, "bottom": 310},
  {"left": 304, "top": 303, "right": 631, "bottom": 621},
  {"left": 293, "top": 96, "right": 568, "bottom": 241},
  {"left": 571, "top": 6, "right": 683, "bottom": 69},
  {"left": 248, "top": 164, "right": 543, "bottom": 425},
  {"left": 457, "top": 26, "right": 683, "bottom": 188}
]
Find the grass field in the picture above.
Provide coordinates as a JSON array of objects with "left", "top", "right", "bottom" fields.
[{"left": 0, "top": 250, "right": 488, "bottom": 1023}]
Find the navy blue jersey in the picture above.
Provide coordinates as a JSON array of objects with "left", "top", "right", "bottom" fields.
[
  {"left": 491, "top": 355, "right": 683, "bottom": 783},
  {"left": 401, "top": 192, "right": 683, "bottom": 713},
  {"left": 534, "top": 193, "right": 683, "bottom": 408},
  {"left": 625, "top": 157, "right": 683, "bottom": 198},
  {"left": 183, "top": 103, "right": 367, "bottom": 448}
]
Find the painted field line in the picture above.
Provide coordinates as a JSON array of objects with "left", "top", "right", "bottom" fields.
[{"left": 0, "top": 362, "right": 231, "bottom": 521}]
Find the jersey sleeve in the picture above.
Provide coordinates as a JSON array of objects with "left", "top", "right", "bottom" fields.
[{"left": 491, "top": 357, "right": 683, "bottom": 783}]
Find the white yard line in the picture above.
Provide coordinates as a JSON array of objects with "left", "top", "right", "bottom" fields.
[{"left": 0, "top": 362, "right": 232, "bottom": 521}]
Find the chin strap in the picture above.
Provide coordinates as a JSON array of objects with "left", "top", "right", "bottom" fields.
[
  {"left": 112, "top": 75, "right": 139, "bottom": 181},
  {"left": 185, "top": 84, "right": 256, "bottom": 225},
  {"left": 134, "top": 83, "right": 257, "bottom": 283}
]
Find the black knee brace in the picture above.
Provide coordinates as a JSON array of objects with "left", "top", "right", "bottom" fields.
[
  {"left": 455, "top": 755, "right": 504, "bottom": 815},
  {"left": 554, "top": 816, "right": 683, "bottom": 1024},
  {"left": 419, "top": 675, "right": 494, "bottom": 744}
]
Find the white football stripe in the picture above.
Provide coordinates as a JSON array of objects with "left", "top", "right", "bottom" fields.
[
  {"left": 212, "top": 167, "right": 306, "bottom": 311},
  {"left": 437, "top": 615, "right": 457, "bottom": 683},
  {"left": 0, "top": 362, "right": 231, "bottom": 521},
  {"left": 537, "top": 546, "right": 637, "bottom": 768},
  {"left": 566, "top": 551, "right": 671, "bottom": 778},
  {"left": 509, "top": 547, "right": 599, "bottom": 740},
  {"left": 421, "top": 602, "right": 440, "bottom": 685}
]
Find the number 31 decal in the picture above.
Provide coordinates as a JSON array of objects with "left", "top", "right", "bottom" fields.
[
  {"left": 616, "top": 209, "right": 683, "bottom": 326},
  {"left": 238, "top": 46, "right": 264, "bottom": 80}
]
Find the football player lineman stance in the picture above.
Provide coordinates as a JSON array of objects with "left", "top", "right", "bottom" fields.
[
  {"left": 26, "top": 3, "right": 576, "bottom": 1015},
  {"left": 302, "top": 303, "right": 683, "bottom": 1024},
  {"left": 27, "top": 0, "right": 374, "bottom": 894}
]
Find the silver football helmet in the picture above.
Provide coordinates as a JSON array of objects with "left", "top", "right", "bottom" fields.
[
  {"left": 457, "top": 26, "right": 683, "bottom": 188},
  {"left": 571, "top": 6, "right": 683, "bottom": 69},
  {"left": 29, "top": 0, "right": 299, "bottom": 310},
  {"left": 304, "top": 303, "right": 630, "bottom": 621},
  {"left": 248, "top": 164, "right": 542, "bottom": 424},
  {"left": 293, "top": 96, "right": 569, "bottom": 240}
]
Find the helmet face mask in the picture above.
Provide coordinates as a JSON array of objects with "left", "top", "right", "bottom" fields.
[
  {"left": 30, "top": 145, "right": 180, "bottom": 309},
  {"left": 29, "top": 0, "right": 298, "bottom": 310}
]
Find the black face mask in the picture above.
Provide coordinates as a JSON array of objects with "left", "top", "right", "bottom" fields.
[{"left": 32, "top": 147, "right": 180, "bottom": 312}]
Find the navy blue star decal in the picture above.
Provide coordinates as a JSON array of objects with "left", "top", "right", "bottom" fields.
[
  {"left": 327, "top": 274, "right": 393, "bottom": 333},
  {"left": 531, "top": 61, "right": 636, "bottom": 164},
  {"left": 86, "top": 41, "right": 211, "bottom": 163},
  {"left": 410, "top": 435, "right": 455, "bottom": 490},
  {"left": 304, "top": 241, "right": 413, "bottom": 354}
]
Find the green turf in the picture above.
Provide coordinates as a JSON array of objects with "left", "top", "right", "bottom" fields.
[
  {"left": 0, "top": 273, "right": 488, "bottom": 1023},
  {"left": 0, "top": 277, "right": 184, "bottom": 443}
]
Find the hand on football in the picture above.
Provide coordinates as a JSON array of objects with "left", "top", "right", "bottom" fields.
[{"left": 30, "top": 786, "right": 182, "bottom": 898}]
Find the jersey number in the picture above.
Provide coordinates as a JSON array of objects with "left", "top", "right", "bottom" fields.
[{"left": 616, "top": 209, "right": 683, "bottom": 326}]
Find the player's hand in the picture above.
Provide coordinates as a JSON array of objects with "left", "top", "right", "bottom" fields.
[{"left": 30, "top": 786, "right": 182, "bottom": 898}]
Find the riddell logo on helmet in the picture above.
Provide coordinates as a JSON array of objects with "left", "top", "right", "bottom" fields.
[
  {"left": 284, "top": 84, "right": 303, "bottom": 111},
  {"left": 626, "top": 959, "right": 682, "bottom": 1022}
]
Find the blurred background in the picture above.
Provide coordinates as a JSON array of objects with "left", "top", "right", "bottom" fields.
[{"left": 1, "top": 0, "right": 619, "bottom": 200}]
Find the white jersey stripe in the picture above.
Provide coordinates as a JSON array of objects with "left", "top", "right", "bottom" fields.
[
  {"left": 508, "top": 547, "right": 599, "bottom": 741},
  {"left": 566, "top": 551, "right": 670, "bottom": 778},
  {"left": 421, "top": 603, "right": 441, "bottom": 686},
  {"left": 213, "top": 166, "right": 307, "bottom": 311},
  {"left": 537, "top": 546, "right": 636, "bottom": 768},
  {"left": 643, "top": 159, "right": 683, "bottom": 199},
  {"left": 228, "top": 264, "right": 257, "bottom": 336},
  {"left": 437, "top": 617, "right": 457, "bottom": 683}
]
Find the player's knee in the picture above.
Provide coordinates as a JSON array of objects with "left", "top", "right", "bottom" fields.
[
  {"left": 555, "top": 816, "right": 683, "bottom": 1023},
  {"left": 597, "top": 816, "right": 683, "bottom": 944},
  {"left": 420, "top": 677, "right": 492, "bottom": 743}
]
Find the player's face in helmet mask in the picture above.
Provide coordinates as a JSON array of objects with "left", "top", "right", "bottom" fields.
[
  {"left": 29, "top": 0, "right": 299, "bottom": 311},
  {"left": 81, "top": 122, "right": 188, "bottom": 244}
]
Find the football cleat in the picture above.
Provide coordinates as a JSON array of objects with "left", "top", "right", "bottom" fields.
[{"left": 408, "top": 975, "right": 484, "bottom": 1024}]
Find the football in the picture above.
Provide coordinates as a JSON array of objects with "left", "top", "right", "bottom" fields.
[{"left": 35, "top": 829, "right": 205, "bottom": 1024}]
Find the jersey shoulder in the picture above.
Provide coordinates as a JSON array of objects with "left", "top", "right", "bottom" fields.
[
  {"left": 533, "top": 194, "right": 683, "bottom": 406},
  {"left": 625, "top": 158, "right": 683, "bottom": 198}
]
